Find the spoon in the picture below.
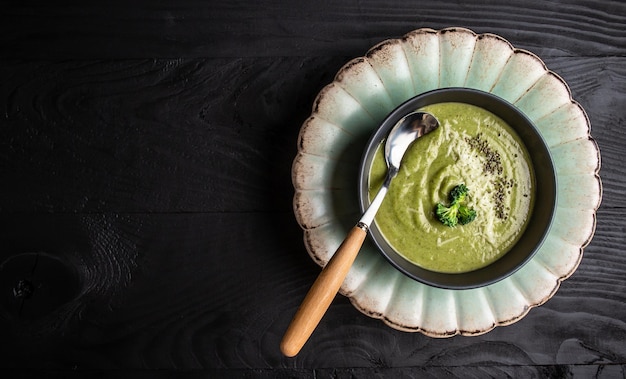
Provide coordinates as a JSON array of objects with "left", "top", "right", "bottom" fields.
[{"left": 280, "top": 111, "right": 440, "bottom": 357}]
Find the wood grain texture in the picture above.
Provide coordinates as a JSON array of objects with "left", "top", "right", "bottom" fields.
[
  {"left": 0, "top": 211, "right": 622, "bottom": 370},
  {"left": 1, "top": 55, "right": 623, "bottom": 211},
  {"left": 1, "top": 0, "right": 625, "bottom": 59},
  {"left": 0, "top": 57, "right": 343, "bottom": 212},
  {"left": 1, "top": 365, "right": 625, "bottom": 378},
  {"left": 281, "top": 225, "right": 367, "bottom": 357},
  {"left": 0, "top": 212, "right": 310, "bottom": 369},
  {"left": 0, "top": 0, "right": 624, "bottom": 375}
]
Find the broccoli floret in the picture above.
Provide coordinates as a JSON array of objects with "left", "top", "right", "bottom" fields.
[
  {"left": 435, "top": 184, "right": 476, "bottom": 227},
  {"left": 449, "top": 183, "right": 469, "bottom": 204},
  {"left": 436, "top": 202, "right": 459, "bottom": 227},
  {"left": 458, "top": 205, "right": 477, "bottom": 225}
]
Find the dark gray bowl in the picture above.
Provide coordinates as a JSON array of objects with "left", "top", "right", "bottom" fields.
[{"left": 358, "top": 87, "right": 557, "bottom": 289}]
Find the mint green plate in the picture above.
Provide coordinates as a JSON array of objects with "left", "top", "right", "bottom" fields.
[{"left": 292, "top": 27, "right": 602, "bottom": 336}]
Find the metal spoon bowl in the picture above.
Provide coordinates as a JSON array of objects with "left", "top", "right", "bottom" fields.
[{"left": 280, "top": 111, "right": 439, "bottom": 357}]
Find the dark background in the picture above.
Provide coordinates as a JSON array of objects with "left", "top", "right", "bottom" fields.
[{"left": 0, "top": 1, "right": 624, "bottom": 377}]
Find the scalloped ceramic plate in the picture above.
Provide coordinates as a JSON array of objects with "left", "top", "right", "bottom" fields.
[{"left": 292, "top": 27, "right": 602, "bottom": 336}]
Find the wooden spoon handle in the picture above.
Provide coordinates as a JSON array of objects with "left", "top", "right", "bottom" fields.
[{"left": 280, "top": 224, "right": 367, "bottom": 357}]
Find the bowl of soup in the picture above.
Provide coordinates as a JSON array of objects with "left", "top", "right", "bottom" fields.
[{"left": 358, "top": 87, "right": 557, "bottom": 289}]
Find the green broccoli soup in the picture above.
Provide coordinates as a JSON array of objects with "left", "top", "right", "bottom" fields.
[{"left": 368, "top": 102, "right": 535, "bottom": 273}]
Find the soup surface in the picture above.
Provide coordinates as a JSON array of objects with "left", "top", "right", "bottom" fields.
[{"left": 368, "top": 102, "right": 534, "bottom": 273}]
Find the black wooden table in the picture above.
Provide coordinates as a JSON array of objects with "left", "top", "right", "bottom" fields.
[{"left": 1, "top": 1, "right": 624, "bottom": 377}]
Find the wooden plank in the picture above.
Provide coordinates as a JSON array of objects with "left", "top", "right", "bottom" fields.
[
  {"left": 0, "top": 208, "right": 622, "bottom": 368},
  {"left": 2, "top": 365, "right": 623, "bottom": 377},
  {"left": 0, "top": 1, "right": 624, "bottom": 59},
  {"left": 0, "top": 57, "right": 340, "bottom": 212},
  {"left": 311, "top": 365, "right": 626, "bottom": 378},
  {"left": 0, "top": 212, "right": 311, "bottom": 368},
  {"left": 0, "top": 56, "right": 622, "bottom": 213}
]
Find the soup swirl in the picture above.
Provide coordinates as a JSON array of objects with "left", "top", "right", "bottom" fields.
[{"left": 368, "top": 102, "right": 534, "bottom": 273}]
